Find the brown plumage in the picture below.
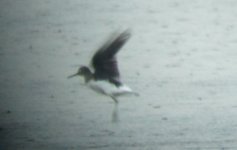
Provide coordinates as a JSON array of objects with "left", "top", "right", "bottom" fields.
[{"left": 68, "top": 29, "right": 134, "bottom": 103}]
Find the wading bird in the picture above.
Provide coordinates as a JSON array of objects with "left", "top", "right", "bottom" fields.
[{"left": 68, "top": 30, "right": 137, "bottom": 103}]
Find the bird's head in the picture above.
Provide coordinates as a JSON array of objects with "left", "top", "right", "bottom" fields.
[{"left": 68, "top": 66, "right": 92, "bottom": 82}]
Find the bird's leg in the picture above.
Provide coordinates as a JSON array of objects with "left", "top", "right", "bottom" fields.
[
  {"left": 110, "top": 96, "right": 118, "bottom": 104},
  {"left": 112, "top": 100, "right": 119, "bottom": 123}
]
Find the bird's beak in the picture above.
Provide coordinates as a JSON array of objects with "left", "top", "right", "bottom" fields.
[{"left": 67, "top": 73, "right": 78, "bottom": 79}]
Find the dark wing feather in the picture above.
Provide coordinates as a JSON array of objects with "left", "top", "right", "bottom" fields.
[{"left": 92, "top": 30, "right": 131, "bottom": 85}]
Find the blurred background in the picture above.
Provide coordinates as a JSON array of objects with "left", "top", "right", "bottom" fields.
[{"left": 1, "top": 0, "right": 237, "bottom": 149}]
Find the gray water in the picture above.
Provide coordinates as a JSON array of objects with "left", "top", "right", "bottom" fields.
[{"left": 1, "top": 0, "right": 237, "bottom": 149}]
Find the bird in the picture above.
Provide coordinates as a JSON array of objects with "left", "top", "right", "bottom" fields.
[{"left": 68, "top": 29, "right": 137, "bottom": 103}]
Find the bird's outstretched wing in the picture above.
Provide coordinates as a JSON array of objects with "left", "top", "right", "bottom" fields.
[{"left": 92, "top": 29, "right": 131, "bottom": 86}]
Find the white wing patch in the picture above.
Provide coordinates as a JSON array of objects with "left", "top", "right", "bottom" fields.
[{"left": 88, "top": 80, "right": 133, "bottom": 97}]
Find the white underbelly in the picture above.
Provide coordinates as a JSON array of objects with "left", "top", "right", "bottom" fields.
[{"left": 88, "top": 80, "right": 133, "bottom": 97}]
